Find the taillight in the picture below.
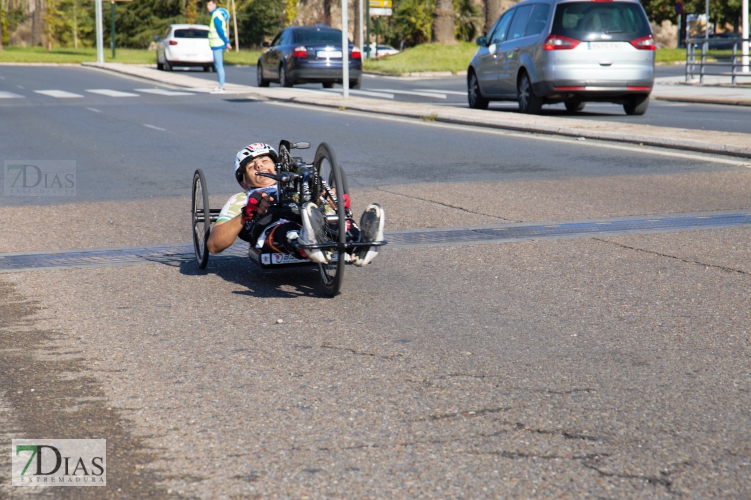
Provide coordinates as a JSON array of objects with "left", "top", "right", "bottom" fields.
[
  {"left": 351, "top": 46, "right": 361, "bottom": 59},
  {"left": 543, "top": 34, "right": 580, "bottom": 50},
  {"left": 168, "top": 40, "right": 178, "bottom": 46},
  {"left": 630, "top": 34, "right": 656, "bottom": 50},
  {"left": 292, "top": 46, "right": 308, "bottom": 58}
]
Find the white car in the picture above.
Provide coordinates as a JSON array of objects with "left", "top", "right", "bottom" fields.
[
  {"left": 156, "top": 24, "right": 214, "bottom": 71},
  {"left": 367, "top": 44, "right": 400, "bottom": 58}
]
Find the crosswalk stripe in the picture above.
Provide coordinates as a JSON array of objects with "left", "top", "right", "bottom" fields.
[
  {"left": 135, "top": 88, "right": 195, "bottom": 96},
  {"left": 86, "top": 89, "right": 140, "bottom": 97},
  {"left": 0, "top": 91, "right": 24, "bottom": 99},
  {"left": 417, "top": 89, "right": 466, "bottom": 96},
  {"left": 322, "top": 88, "right": 395, "bottom": 99},
  {"left": 35, "top": 90, "right": 84, "bottom": 98},
  {"left": 374, "top": 88, "right": 447, "bottom": 99}
]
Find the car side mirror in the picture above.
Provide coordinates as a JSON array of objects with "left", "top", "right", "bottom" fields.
[
  {"left": 475, "top": 36, "right": 487, "bottom": 46},
  {"left": 261, "top": 41, "right": 270, "bottom": 48},
  {"left": 154, "top": 36, "right": 161, "bottom": 42}
]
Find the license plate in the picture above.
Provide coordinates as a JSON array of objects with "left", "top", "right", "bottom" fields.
[
  {"left": 317, "top": 50, "right": 342, "bottom": 58},
  {"left": 589, "top": 42, "right": 623, "bottom": 51}
]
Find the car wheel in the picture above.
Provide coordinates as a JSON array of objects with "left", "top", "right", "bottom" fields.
[
  {"left": 623, "top": 95, "right": 649, "bottom": 116},
  {"left": 518, "top": 72, "right": 542, "bottom": 114},
  {"left": 257, "top": 63, "right": 270, "bottom": 87},
  {"left": 565, "top": 102, "right": 585, "bottom": 113},
  {"left": 280, "top": 63, "right": 293, "bottom": 87},
  {"left": 349, "top": 79, "right": 361, "bottom": 89},
  {"left": 203, "top": 65, "right": 211, "bottom": 72},
  {"left": 467, "top": 71, "right": 489, "bottom": 110},
  {"left": 163, "top": 59, "right": 172, "bottom": 71},
  {"left": 322, "top": 82, "right": 334, "bottom": 89},
  {"left": 157, "top": 59, "right": 164, "bottom": 71}
]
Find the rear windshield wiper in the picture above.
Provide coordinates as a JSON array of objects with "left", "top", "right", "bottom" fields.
[{"left": 604, "top": 30, "right": 625, "bottom": 34}]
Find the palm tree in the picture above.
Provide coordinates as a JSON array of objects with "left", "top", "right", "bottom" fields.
[{"left": 432, "top": 0, "right": 454, "bottom": 43}]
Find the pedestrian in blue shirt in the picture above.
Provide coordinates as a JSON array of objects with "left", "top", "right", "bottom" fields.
[{"left": 206, "top": 1, "right": 232, "bottom": 93}]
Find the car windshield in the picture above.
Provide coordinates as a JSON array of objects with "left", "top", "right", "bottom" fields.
[
  {"left": 551, "top": 2, "right": 651, "bottom": 41},
  {"left": 294, "top": 29, "right": 344, "bottom": 44},
  {"left": 174, "top": 29, "right": 209, "bottom": 39}
]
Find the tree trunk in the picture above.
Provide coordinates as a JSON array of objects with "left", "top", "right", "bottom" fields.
[
  {"left": 484, "top": 0, "right": 502, "bottom": 36},
  {"left": 32, "top": 0, "right": 43, "bottom": 46},
  {"left": 324, "top": 0, "right": 333, "bottom": 26},
  {"left": 0, "top": 0, "right": 4, "bottom": 51},
  {"left": 432, "top": 0, "right": 455, "bottom": 44}
]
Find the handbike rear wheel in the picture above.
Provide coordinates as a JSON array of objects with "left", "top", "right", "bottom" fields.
[
  {"left": 312, "top": 142, "right": 346, "bottom": 297},
  {"left": 192, "top": 169, "right": 211, "bottom": 269}
]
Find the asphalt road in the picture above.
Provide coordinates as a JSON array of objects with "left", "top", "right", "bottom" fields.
[
  {"left": 187, "top": 63, "right": 751, "bottom": 135},
  {"left": 1, "top": 66, "right": 751, "bottom": 498}
]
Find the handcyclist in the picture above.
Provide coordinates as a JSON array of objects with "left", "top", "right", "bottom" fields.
[{"left": 206, "top": 142, "right": 384, "bottom": 266}]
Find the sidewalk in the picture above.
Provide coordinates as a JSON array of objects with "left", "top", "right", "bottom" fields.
[
  {"left": 652, "top": 74, "right": 751, "bottom": 106},
  {"left": 84, "top": 62, "right": 751, "bottom": 159}
]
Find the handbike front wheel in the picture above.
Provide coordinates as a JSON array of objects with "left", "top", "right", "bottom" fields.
[
  {"left": 192, "top": 169, "right": 211, "bottom": 269},
  {"left": 312, "top": 142, "right": 346, "bottom": 297}
]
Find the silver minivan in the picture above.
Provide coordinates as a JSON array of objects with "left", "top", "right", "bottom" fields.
[{"left": 467, "top": 0, "right": 655, "bottom": 115}]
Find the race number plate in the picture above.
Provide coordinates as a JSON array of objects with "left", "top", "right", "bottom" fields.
[
  {"left": 589, "top": 42, "right": 624, "bottom": 51},
  {"left": 317, "top": 50, "right": 342, "bottom": 58}
]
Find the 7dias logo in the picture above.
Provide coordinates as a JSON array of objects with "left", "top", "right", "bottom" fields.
[
  {"left": 12, "top": 439, "right": 106, "bottom": 487},
  {"left": 3, "top": 160, "right": 76, "bottom": 196}
]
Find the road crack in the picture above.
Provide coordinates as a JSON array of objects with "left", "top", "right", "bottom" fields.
[
  {"left": 320, "top": 344, "right": 404, "bottom": 359},
  {"left": 594, "top": 237, "right": 751, "bottom": 276},
  {"left": 374, "top": 186, "right": 514, "bottom": 221}
]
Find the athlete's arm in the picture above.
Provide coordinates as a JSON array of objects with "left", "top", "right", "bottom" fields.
[{"left": 206, "top": 193, "right": 274, "bottom": 254}]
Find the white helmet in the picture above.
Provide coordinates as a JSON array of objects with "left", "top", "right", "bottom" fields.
[{"left": 234, "top": 143, "right": 278, "bottom": 186}]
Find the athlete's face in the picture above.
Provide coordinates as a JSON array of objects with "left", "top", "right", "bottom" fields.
[
  {"left": 207, "top": 1, "right": 216, "bottom": 13},
  {"left": 244, "top": 155, "right": 277, "bottom": 189}
]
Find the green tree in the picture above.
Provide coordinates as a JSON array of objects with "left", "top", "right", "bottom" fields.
[
  {"left": 641, "top": 0, "right": 743, "bottom": 31},
  {"left": 236, "top": 0, "right": 285, "bottom": 47},
  {"left": 393, "top": 0, "right": 434, "bottom": 46},
  {"left": 454, "top": 0, "right": 481, "bottom": 42}
]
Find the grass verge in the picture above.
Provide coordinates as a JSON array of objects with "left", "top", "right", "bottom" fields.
[
  {"left": 363, "top": 42, "right": 476, "bottom": 74},
  {"left": 0, "top": 46, "right": 261, "bottom": 65},
  {"left": 656, "top": 48, "right": 686, "bottom": 64}
]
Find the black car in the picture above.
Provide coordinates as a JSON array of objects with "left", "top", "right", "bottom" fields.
[{"left": 257, "top": 25, "right": 362, "bottom": 89}]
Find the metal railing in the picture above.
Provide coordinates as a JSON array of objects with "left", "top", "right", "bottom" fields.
[{"left": 685, "top": 37, "right": 751, "bottom": 84}]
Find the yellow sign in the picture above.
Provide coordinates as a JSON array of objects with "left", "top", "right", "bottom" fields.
[{"left": 369, "top": 0, "right": 391, "bottom": 8}]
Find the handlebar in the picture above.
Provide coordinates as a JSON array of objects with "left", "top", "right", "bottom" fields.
[{"left": 255, "top": 171, "right": 301, "bottom": 183}]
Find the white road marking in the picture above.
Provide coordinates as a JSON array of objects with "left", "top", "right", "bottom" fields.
[
  {"left": 268, "top": 100, "right": 751, "bottom": 168},
  {"left": 0, "top": 91, "right": 24, "bottom": 99},
  {"left": 35, "top": 90, "right": 83, "bottom": 98},
  {"left": 373, "top": 88, "right": 448, "bottom": 99},
  {"left": 135, "top": 88, "right": 195, "bottom": 96},
  {"left": 86, "top": 89, "right": 140, "bottom": 97},
  {"left": 143, "top": 124, "right": 166, "bottom": 131},
  {"left": 86, "top": 107, "right": 102, "bottom": 113},
  {"left": 322, "top": 88, "right": 395, "bottom": 99},
  {"left": 416, "top": 89, "right": 466, "bottom": 96}
]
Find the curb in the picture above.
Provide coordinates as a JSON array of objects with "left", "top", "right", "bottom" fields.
[
  {"left": 364, "top": 70, "right": 467, "bottom": 78},
  {"left": 84, "top": 62, "right": 751, "bottom": 160}
]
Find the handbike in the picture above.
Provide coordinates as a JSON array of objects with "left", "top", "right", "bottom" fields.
[{"left": 191, "top": 140, "right": 387, "bottom": 297}]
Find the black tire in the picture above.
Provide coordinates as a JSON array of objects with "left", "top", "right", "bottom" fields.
[
  {"left": 157, "top": 57, "right": 164, "bottom": 71},
  {"left": 518, "top": 72, "right": 543, "bottom": 114},
  {"left": 163, "top": 59, "right": 172, "bottom": 71},
  {"left": 312, "top": 143, "right": 346, "bottom": 297},
  {"left": 322, "top": 82, "right": 334, "bottom": 89},
  {"left": 257, "top": 62, "right": 270, "bottom": 87},
  {"left": 349, "top": 79, "right": 361, "bottom": 89},
  {"left": 623, "top": 94, "right": 649, "bottom": 116},
  {"left": 280, "top": 63, "right": 293, "bottom": 87},
  {"left": 192, "top": 169, "right": 211, "bottom": 269},
  {"left": 565, "top": 102, "right": 585, "bottom": 113},
  {"left": 467, "top": 71, "right": 489, "bottom": 110},
  {"left": 203, "top": 65, "right": 211, "bottom": 72}
]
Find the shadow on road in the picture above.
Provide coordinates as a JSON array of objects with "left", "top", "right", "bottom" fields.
[{"left": 178, "top": 257, "right": 327, "bottom": 298}]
